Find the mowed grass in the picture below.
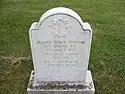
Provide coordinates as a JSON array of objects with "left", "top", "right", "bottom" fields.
[{"left": 0, "top": 0, "right": 125, "bottom": 94}]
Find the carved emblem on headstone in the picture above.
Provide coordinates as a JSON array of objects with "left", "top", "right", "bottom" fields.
[{"left": 49, "top": 17, "right": 72, "bottom": 38}]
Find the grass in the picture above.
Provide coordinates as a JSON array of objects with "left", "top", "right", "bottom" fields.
[{"left": 0, "top": 0, "right": 125, "bottom": 94}]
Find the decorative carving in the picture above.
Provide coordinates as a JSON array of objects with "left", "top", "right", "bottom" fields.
[{"left": 49, "top": 17, "right": 72, "bottom": 38}]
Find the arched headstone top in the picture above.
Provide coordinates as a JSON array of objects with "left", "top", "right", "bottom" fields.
[
  {"left": 30, "top": 7, "right": 92, "bottom": 32},
  {"left": 38, "top": 7, "right": 83, "bottom": 27}
]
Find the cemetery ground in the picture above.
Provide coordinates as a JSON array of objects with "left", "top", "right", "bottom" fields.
[{"left": 0, "top": 0, "right": 125, "bottom": 94}]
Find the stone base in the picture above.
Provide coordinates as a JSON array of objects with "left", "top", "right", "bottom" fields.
[{"left": 27, "top": 70, "right": 95, "bottom": 94}]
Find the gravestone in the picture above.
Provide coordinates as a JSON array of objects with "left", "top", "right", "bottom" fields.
[{"left": 27, "top": 7, "right": 95, "bottom": 94}]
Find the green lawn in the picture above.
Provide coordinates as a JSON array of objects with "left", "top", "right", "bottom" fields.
[{"left": 0, "top": 0, "right": 125, "bottom": 94}]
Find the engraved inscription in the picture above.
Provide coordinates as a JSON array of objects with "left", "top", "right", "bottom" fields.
[{"left": 37, "top": 40, "right": 85, "bottom": 68}]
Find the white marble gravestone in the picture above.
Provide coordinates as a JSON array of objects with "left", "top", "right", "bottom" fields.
[{"left": 27, "top": 7, "right": 95, "bottom": 94}]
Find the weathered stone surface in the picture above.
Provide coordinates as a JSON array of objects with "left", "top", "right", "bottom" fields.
[
  {"left": 27, "top": 70, "right": 95, "bottom": 94},
  {"left": 27, "top": 7, "right": 95, "bottom": 94},
  {"left": 29, "top": 7, "right": 92, "bottom": 83}
]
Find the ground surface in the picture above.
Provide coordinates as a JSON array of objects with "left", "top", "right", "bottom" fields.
[{"left": 0, "top": 0, "right": 125, "bottom": 94}]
